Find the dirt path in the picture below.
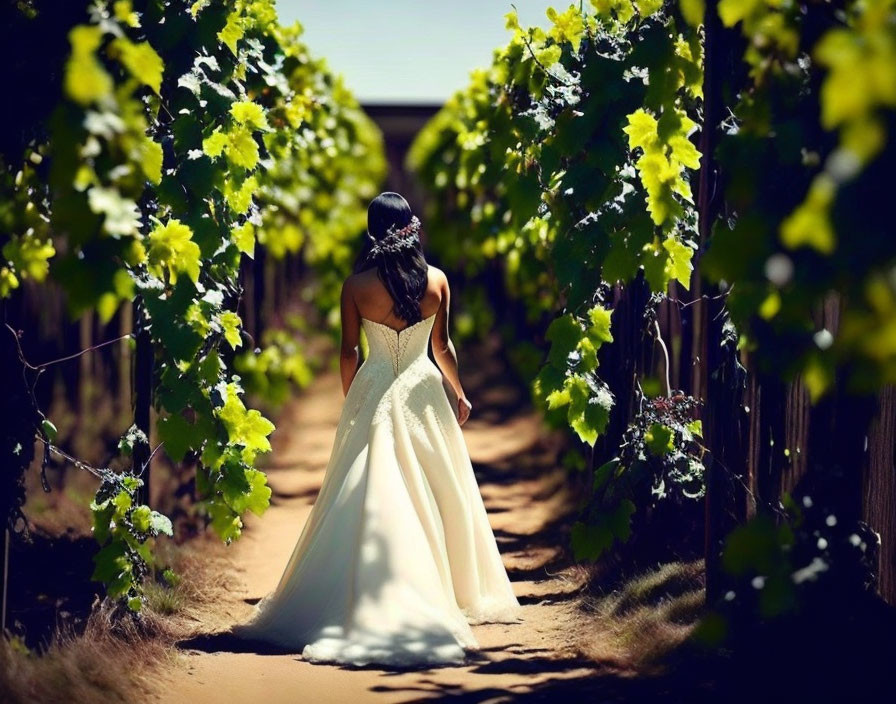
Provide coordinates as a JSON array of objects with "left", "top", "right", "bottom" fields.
[{"left": 155, "top": 344, "right": 599, "bottom": 703}]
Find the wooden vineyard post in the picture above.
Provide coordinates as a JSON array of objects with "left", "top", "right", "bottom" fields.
[
  {"left": 865, "top": 387, "right": 896, "bottom": 605},
  {"left": 1, "top": 528, "right": 7, "bottom": 634},
  {"left": 598, "top": 274, "right": 651, "bottom": 470},
  {"left": 118, "top": 300, "right": 133, "bottom": 421},
  {"left": 1, "top": 298, "right": 8, "bottom": 633},
  {"left": 1, "top": 300, "right": 39, "bottom": 634},
  {"left": 133, "top": 298, "right": 153, "bottom": 507},
  {"left": 697, "top": 0, "right": 753, "bottom": 600}
]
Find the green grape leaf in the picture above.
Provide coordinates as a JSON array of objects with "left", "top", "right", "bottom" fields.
[
  {"left": 586, "top": 306, "right": 614, "bottom": 344},
  {"left": 200, "top": 442, "right": 224, "bottom": 473},
  {"left": 669, "top": 135, "right": 701, "bottom": 170},
  {"left": 140, "top": 138, "right": 163, "bottom": 185},
  {"left": 157, "top": 412, "right": 197, "bottom": 463},
  {"left": 593, "top": 458, "right": 620, "bottom": 492},
  {"left": 680, "top": 0, "right": 705, "bottom": 26},
  {"left": 207, "top": 500, "right": 242, "bottom": 542},
  {"left": 577, "top": 336, "right": 600, "bottom": 372},
  {"left": 642, "top": 236, "right": 694, "bottom": 292},
  {"left": 641, "top": 239, "right": 667, "bottom": 291},
  {"left": 91, "top": 541, "right": 129, "bottom": 584},
  {"left": 2, "top": 235, "right": 55, "bottom": 281},
  {"left": 230, "top": 101, "right": 269, "bottom": 130},
  {"left": 718, "top": 0, "right": 759, "bottom": 27},
  {"left": 217, "top": 383, "right": 275, "bottom": 461},
  {"left": 721, "top": 515, "right": 785, "bottom": 576},
  {"left": 232, "top": 222, "right": 255, "bottom": 257},
  {"left": 198, "top": 351, "right": 222, "bottom": 385},
  {"left": 90, "top": 499, "right": 115, "bottom": 544},
  {"left": 106, "top": 570, "right": 134, "bottom": 599},
  {"left": 570, "top": 400, "right": 611, "bottom": 446},
  {"left": 546, "top": 6, "right": 585, "bottom": 53},
  {"left": 779, "top": 176, "right": 836, "bottom": 254},
  {"left": 86, "top": 187, "right": 142, "bottom": 237},
  {"left": 223, "top": 175, "right": 258, "bottom": 214},
  {"left": 570, "top": 519, "right": 614, "bottom": 562},
  {"left": 226, "top": 127, "right": 260, "bottom": 170},
  {"left": 591, "top": 0, "right": 636, "bottom": 23},
  {"left": 663, "top": 236, "right": 694, "bottom": 289},
  {"left": 0, "top": 267, "right": 19, "bottom": 297},
  {"left": 635, "top": 151, "right": 677, "bottom": 225},
  {"left": 645, "top": 422, "right": 675, "bottom": 456},
  {"left": 219, "top": 311, "right": 243, "bottom": 349},
  {"left": 218, "top": 12, "right": 245, "bottom": 55},
  {"left": 202, "top": 129, "right": 228, "bottom": 158},
  {"left": 223, "top": 467, "right": 271, "bottom": 516},
  {"left": 570, "top": 501, "right": 636, "bottom": 562},
  {"left": 65, "top": 26, "right": 112, "bottom": 105},
  {"left": 238, "top": 410, "right": 275, "bottom": 462},
  {"left": 147, "top": 219, "right": 201, "bottom": 284},
  {"left": 534, "top": 362, "right": 566, "bottom": 401},
  {"left": 162, "top": 568, "right": 180, "bottom": 586},
  {"left": 546, "top": 314, "right": 583, "bottom": 368},
  {"left": 112, "top": 38, "right": 164, "bottom": 93},
  {"left": 546, "top": 383, "right": 571, "bottom": 409},
  {"left": 566, "top": 375, "right": 612, "bottom": 445},
  {"left": 150, "top": 511, "right": 173, "bottom": 536},
  {"left": 623, "top": 109, "right": 658, "bottom": 151},
  {"left": 131, "top": 505, "right": 151, "bottom": 533},
  {"left": 635, "top": 0, "right": 663, "bottom": 17},
  {"left": 112, "top": 490, "right": 132, "bottom": 515},
  {"left": 190, "top": 0, "right": 210, "bottom": 17},
  {"left": 535, "top": 44, "right": 562, "bottom": 68},
  {"left": 608, "top": 499, "right": 636, "bottom": 542}
]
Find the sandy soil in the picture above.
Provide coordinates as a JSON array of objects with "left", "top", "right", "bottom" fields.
[{"left": 154, "top": 349, "right": 598, "bottom": 703}]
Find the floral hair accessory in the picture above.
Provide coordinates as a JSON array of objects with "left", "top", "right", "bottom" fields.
[{"left": 366, "top": 216, "right": 421, "bottom": 257}]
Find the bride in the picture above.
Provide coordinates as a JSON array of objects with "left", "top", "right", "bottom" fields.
[{"left": 233, "top": 192, "right": 521, "bottom": 666}]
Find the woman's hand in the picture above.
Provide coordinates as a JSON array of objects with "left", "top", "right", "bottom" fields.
[{"left": 457, "top": 396, "right": 472, "bottom": 426}]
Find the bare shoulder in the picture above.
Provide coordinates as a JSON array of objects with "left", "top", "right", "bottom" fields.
[
  {"left": 341, "top": 271, "right": 365, "bottom": 300},
  {"left": 344, "top": 269, "right": 375, "bottom": 291},
  {"left": 427, "top": 264, "right": 448, "bottom": 290}
]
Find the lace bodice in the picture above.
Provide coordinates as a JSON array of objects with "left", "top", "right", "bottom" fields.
[{"left": 361, "top": 313, "right": 437, "bottom": 376}]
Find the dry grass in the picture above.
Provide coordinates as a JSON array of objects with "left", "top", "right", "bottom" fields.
[
  {"left": 4, "top": 366, "right": 273, "bottom": 704},
  {"left": 145, "top": 536, "right": 246, "bottom": 637},
  {"left": 0, "top": 533, "right": 239, "bottom": 704},
  {"left": 0, "top": 603, "right": 169, "bottom": 704},
  {"left": 573, "top": 559, "right": 706, "bottom": 674}
]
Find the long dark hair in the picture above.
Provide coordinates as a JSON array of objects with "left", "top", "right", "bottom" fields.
[{"left": 354, "top": 192, "right": 428, "bottom": 324}]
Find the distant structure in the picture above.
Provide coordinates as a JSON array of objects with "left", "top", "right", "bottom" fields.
[{"left": 362, "top": 104, "right": 441, "bottom": 216}]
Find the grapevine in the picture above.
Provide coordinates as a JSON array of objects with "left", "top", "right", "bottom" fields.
[
  {"left": 0, "top": 0, "right": 385, "bottom": 611},
  {"left": 410, "top": 2, "right": 703, "bottom": 558},
  {"left": 412, "top": 0, "right": 896, "bottom": 579}
]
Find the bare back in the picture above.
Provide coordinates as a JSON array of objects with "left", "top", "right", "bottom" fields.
[
  {"left": 345, "top": 265, "right": 445, "bottom": 331},
  {"left": 339, "top": 263, "right": 466, "bottom": 420}
]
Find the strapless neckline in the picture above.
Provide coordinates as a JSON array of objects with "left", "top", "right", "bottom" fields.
[{"left": 361, "top": 312, "right": 437, "bottom": 336}]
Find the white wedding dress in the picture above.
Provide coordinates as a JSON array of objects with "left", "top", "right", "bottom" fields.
[{"left": 235, "top": 312, "right": 521, "bottom": 666}]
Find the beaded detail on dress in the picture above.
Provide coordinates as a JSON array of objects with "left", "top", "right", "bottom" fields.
[{"left": 361, "top": 313, "right": 437, "bottom": 376}]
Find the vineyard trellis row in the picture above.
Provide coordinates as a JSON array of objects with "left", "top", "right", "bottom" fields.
[
  {"left": 1, "top": 0, "right": 385, "bottom": 613},
  {"left": 409, "top": 0, "right": 896, "bottom": 610}
]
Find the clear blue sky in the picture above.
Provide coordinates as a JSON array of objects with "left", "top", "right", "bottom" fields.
[{"left": 275, "top": 1, "right": 554, "bottom": 104}]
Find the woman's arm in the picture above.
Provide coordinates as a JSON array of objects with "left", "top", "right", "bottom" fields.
[
  {"left": 339, "top": 278, "right": 361, "bottom": 396},
  {"left": 431, "top": 274, "right": 472, "bottom": 425}
]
